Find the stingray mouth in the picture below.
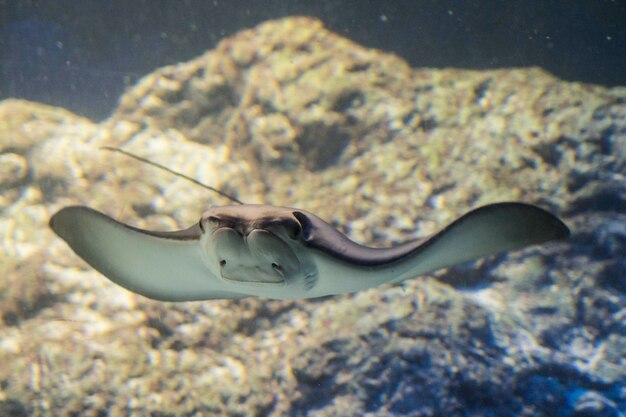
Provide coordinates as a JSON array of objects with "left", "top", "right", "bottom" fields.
[
  {"left": 219, "top": 260, "right": 287, "bottom": 285},
  {"left": 221, "top": 275, "right": 286, "bottom": 285}
]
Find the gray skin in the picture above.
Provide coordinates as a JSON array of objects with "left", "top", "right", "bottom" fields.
[{"left": 49, "top": 202, "right": 569, "bottom": 301}]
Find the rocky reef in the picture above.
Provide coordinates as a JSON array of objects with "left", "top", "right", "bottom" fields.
[{"left": 0, "top": 17, "right": 624, "bottom": 417}]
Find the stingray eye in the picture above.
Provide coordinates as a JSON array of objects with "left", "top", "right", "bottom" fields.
[
  {"left": 198, "top": 218, "right": 205, "bottom": 233},
  {"left": 285, "top": 220, "right": 301, "bottom": 240},
  {"left": 271, "top": 262, "right": 282, "bottom": 272},
  {"left": 219, "top": 260, "right": 226, "bottom": 267},
  {"left": 201, "top": 215, "right": 222, "bottom": 232}
]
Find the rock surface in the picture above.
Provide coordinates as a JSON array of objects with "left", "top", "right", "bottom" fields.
[{"left": 0, "top": 17, "right": 624, "bottom": 417}]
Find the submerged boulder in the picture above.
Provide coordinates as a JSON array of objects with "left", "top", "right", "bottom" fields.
[{"left": 0, "top": 17, "right": 624, "bottom": 417}]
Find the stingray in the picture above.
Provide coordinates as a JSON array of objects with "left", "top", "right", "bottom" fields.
[{"left": 50, "top": 201, "right": 569, "bottom": 301}]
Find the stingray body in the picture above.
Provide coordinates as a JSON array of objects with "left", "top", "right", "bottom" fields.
[{"left": 49, "top": 202, "right": 569, "bottom": 301}]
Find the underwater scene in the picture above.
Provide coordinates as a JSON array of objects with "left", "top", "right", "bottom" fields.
[{"left": 1, "top": 2, "right": 625, "bottom": 416}]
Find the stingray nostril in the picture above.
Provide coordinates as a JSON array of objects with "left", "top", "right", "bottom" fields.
[{"left": 220, "top": 260, "right": 226, "bottom": 268}]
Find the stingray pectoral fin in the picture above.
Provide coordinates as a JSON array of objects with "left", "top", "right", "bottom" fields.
[
  {"left": 393, "top": 202, "right": 570, "bottom": 281},
  {"left": 49, "top": 206, "right": 242, "bottom": 301}
]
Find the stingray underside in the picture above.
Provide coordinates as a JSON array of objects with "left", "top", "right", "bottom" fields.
[{"left": 49, "top": 206, "right": 243, "bottom": 301}]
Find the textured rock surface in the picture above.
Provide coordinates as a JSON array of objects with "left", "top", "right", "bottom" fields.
[{"left": 0, "top": 17, "right": 624, "bottom": 417}]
